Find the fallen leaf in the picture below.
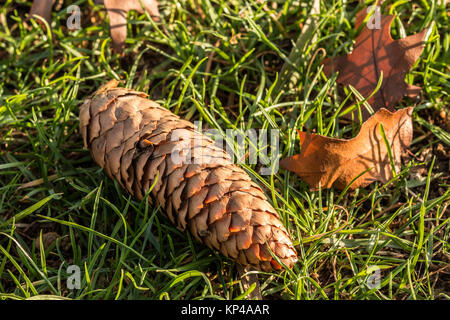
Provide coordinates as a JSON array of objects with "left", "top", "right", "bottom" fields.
[
  {"left": 30, "top": 0, "right": 55, "bottom": 25},
  {"left": 35, "top": 231, "right": 60, "bottom": 250},
  {"left": 280, "top": 107, "right": 413, "bottom": 190},
  {"left": 29, "top": 0, "right": 160, "bottom": 53},
  {"left": 102, "top": 0, "right": 160, "bottom": 53},
  {"left": 323, "top": 7, "right": 427, "bottom": 121}
]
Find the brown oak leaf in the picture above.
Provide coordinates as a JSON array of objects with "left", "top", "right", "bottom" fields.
[
  {"left": 29, "top": 0, "right": 160, "bottom": 53},
  {"left": 323, "top": 8, "right": 427, "bottom": 121},
  {"left": 280, "top": 107, "right": 413, "bottom": 190}
]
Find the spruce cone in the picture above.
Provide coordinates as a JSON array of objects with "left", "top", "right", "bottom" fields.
[{"left": 79, "top": 80, "right": 297, "bottom": 271}]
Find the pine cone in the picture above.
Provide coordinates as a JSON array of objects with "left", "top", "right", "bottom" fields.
[{"left": 79, "top": 80, "right": 297, "bottom": 271}]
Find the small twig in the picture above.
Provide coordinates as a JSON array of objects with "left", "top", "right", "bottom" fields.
[
  {"left": 204, "top": 39, "right": 221, "bottom": 83},
  {"left": 356, "top": 202, "right": 404, "bottom": 227}
]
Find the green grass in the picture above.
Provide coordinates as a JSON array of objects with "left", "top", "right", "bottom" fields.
[{"left": 0, "top": 0, "right": 449, "bottom": 300}]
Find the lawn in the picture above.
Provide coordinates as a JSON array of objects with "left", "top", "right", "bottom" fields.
[{"left": 0, "top": 0, "right": 448, "bottom": 300}]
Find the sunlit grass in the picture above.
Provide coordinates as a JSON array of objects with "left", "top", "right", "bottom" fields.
[{"left": 0, "top": 0, "right": 448, "bottom": 300}]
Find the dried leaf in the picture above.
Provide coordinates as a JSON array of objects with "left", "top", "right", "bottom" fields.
[
  {"left": 323, "top": 8, "right": 427, "bottom": 120},
  {"left": 103, "top": 0, "right": 160, "bottom": 53},
  {"left": 280, "top": 107, "right": 413, "bottom": 190},
  {"left": 30, "top": 0, "right": 55, "bottom": 25},
  {"left": 29, "top": 0, "right": 160, "bottom": 53},
  {"left": 35, "top": 232, "right": 60, "bottom": 250}
]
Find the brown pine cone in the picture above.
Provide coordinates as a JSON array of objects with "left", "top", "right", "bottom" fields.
[{"left": 79, "top": 80, "right": 297, "bottom": 271}]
